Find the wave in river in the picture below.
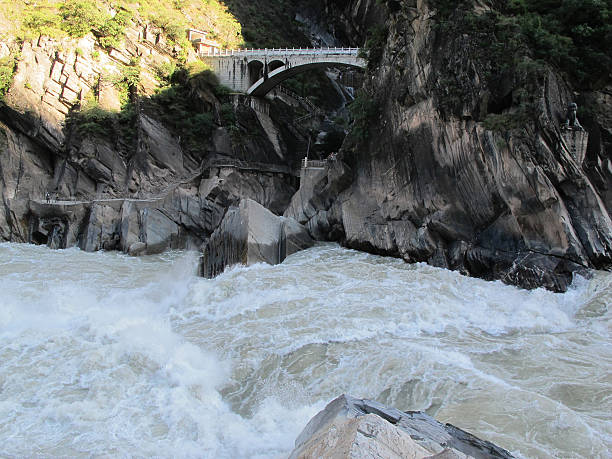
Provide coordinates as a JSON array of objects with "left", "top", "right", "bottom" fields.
[{"left": 0, "top": 242, "right": 610, "bottom": 458}]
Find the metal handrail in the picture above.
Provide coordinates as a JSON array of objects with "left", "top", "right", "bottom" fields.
[
  {"left": 301, "top": 158, "right": 328, "bottom": 169},
  {"left": 201, "top": 47, "right": 360, "bottom": 57},
  {"left": 275, "top": 85, "right": 325, "bottom": 122}
]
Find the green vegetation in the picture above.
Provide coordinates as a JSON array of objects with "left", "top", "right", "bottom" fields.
[
  {"left": 59, "top": 0, "right": 101, "bottom": 37},
  {"left": 222, "top": 0, "right": 311, "bottom": 48},
  {"left": 143, "top": 63, "right": 230, "bottom": 149},
  {"left": 432, "top": 0, "right": 611, "bottom": 89},
  {"left": 1, "top": 0, "right": 243, "bottom": 51},
  {"left": 0, "top": 55, "right": 18, "bottom": 101},
  {"left": 137, "top": 0, "right": 242, "bottom": 49},
  {"left": 66, "top": 95, "right": 136, "bottom": 140},
  {"left": 114, "top": 59, "right": 141, "bottom": 105},
  {"left": 97, "top": 8, "right": 133, "bottom": 49},
  {"left": 482, "top": 110, "right": 530, "bottom": 132},
  {"left": 67, "top": 59, "right": 231, "bottom": 151},
  {"left": 360, "top": 25, "right": 388, "bottom": 70},
  {"left": 502, "top": 0, "right": 611, "bottom": 87},
  {"left": 349, "top": 90, "right": 380, "bottom": 141}
]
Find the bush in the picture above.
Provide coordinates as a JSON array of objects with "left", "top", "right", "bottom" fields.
[
  {"left": 66, "top": 92, "right": 137, "bottom": 143},
  {"left": 154, "top": 61, "right": 178, "bottom": 86},
  {"left": 146, "top": 63, "right": 222, "bottom": 149},
  {"left": 0, "top": 56, "right": 17, "bottom": 101},
  {"left": 97, "top": 8, "right": 132, "bottom": 49},
  {"left": 349, "top": 90, "right": 380, "bottom": 141},
  {"left": 23, "top": 9, "right": 64, "bottom": 38},
  {"left": 220, "top": 103, "right": 236, "bottom": 125},
  {"left": 60, "top": 0, "right": 101, "bottom": 37},
  {"left": 361, "top": 25, "right": 388, "bottom": 70}
]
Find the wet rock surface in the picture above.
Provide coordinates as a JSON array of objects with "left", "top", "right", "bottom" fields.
[
  {"left": 200, "top": 198, "right": 313, "bottom": 277},
  {"left": 290, "top": 395, "right": 513, "bottom": 459}
]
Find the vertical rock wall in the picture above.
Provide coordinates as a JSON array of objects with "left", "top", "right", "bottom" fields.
[{"left": 294, "top": 0, "right": 612, "bottom": 291}]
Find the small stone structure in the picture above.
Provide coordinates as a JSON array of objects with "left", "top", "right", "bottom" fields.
[
  {"left": 560, "top": 129, "right": 589, "bottom": 165},
  {"left": 187, "top": 28, "right": 221, "bottom": 55},
  {"left": 560, "top": 102, "right": 588, "bottom": 164}
]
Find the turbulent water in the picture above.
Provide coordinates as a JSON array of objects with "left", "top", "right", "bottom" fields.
[{"left": 0, "top": 243, "right": 610, "bottom": 458}]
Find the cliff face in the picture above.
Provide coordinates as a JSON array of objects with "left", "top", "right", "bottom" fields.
[
  {"left": 289, "top": 0, "right": 612, "bottom": 291},
  {"left": 0, "top": 25, "right": 309, "bottom": 254}
]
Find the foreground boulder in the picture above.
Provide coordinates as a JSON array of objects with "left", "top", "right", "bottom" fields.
[
  {"left": 290, "top": 395, "right": 513, "bottom": 459},
  {"left": 200, "top": 198, "right": 314, "bottom": 277}
]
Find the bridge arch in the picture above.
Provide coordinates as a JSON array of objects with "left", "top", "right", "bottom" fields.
[
  {"left": 267, "top": 59, "right": 285, "bottom": 72},
  {"left": 247, "top": 60, "right": 264, "bottom": 86},
  {"left": 247, "top": 60, "right": 364, "bottom": 96}
]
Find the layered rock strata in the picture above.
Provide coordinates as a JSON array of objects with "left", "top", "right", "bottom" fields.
[{"left": 0, "top": 27, "right": 309, "bottom": 256}]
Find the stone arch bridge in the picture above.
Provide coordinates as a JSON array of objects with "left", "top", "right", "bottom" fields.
[{"left": 201, "top": 48, "right": 365, "bottom": 96}]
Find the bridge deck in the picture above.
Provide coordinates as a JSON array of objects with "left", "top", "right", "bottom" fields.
[{"left": 200, "top": 47, "right": 360, "bottom": 57}]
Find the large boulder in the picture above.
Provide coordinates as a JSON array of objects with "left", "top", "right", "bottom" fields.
[
  {"left": 290, "top": 395, "right": 513, "bottom": 459},
  {"left": 200, "top": 198, "right": 314, "bottom": 277}
]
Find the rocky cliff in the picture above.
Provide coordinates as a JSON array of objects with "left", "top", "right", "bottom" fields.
[
  {"left": 288, "top": 0, "right": 612, "bottom": 291},
  {"left": 0, "top": 18, "right": 314, "bottom": 256},
  {"left": 2, "top": 0, "right": 611, "bottom": 290}
]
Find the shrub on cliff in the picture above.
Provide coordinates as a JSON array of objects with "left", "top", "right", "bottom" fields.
[
  {"left": 97, "top": 8, "right": 132, "bottom": 49},
  {"left": 349, "top": 90, "right": 380, "bottom": 141},
  {"left": 360, "top": 25, "right": 388, "bottom": 70},
  {"left": 432, "top": 0, "right": 611, "bottom": 89},
  {"left": 144, "top": 64, "right": 225, "bottom": 149},
  {"left": 0, "top": 55, "right": 17, "bottom": 101},
  {"left": 60, "top": 0, "right": 101, "bottom": 37}
]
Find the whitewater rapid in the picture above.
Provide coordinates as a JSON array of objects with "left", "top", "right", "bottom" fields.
[{"left": 0, "top": 242, "right": 610, "bottom": 458}]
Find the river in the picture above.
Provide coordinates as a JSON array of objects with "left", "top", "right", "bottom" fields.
[{"left": 0, "top": 242, "right": 610, "bottom": 458}]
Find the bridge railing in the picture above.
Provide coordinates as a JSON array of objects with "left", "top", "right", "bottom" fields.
[
  {"left": 301, "top": 158, "right": 328, "bottom": 169},
  {"left": 201, "top": 47, "right": 360, "bottom": 57},
  {"left": 205, "top": 157, "right": 301, "bottom": 176}
]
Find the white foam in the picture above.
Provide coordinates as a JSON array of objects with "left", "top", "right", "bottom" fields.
[{"left": 0, "top": 242, "right": 610, "bottom": 457}]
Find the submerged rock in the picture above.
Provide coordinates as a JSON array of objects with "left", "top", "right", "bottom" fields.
[
  {"left": 290, "top": 395, "right": 513, "bottom": 459},
  {"left": 200, "top": 198, "right": 313, "bottom": 277}
]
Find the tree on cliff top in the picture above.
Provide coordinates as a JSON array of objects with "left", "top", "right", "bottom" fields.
[{"left": 433, "top": 0, "right": 611, "bottom": 89}]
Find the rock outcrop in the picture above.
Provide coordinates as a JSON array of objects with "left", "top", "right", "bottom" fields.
[
  {"left": 200, "top": 198, "right": 313, "bottom": 277},
  {"left": 293, "top": 0, "right": 612, "bottom": 292},
  {"left": 0, "top": 24, "right": 311, "bottom": 257},
  {"left": 290, "top": 395, "right": 513, "bottom": 459}
]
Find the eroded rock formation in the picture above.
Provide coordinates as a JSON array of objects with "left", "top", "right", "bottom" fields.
[
  {"left": 0, "top": 25, "right": 309, "bottom": 258},
  {"left": 200, "top": 198, "right": 313, "bottom": 277},
  {"left": 289, "top": 0, "right": 612, "bottom": 291}
]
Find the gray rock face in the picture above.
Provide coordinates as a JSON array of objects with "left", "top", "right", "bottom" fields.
[
  {"left": 290, "top": 395, "right": 513, "bottom": 459},
  {"left": 0, "top": 30, "right": 308, "bottom": 259},
  {"left": 201, "top": 198, "right": 314, "bottom": 277},
  {"left": 296, "top": 0, "right": 612, "bottom": 292}
]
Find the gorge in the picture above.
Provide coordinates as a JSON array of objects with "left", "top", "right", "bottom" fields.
[{"left": 0, "top": 0, "right": 611, "bottom": 457}]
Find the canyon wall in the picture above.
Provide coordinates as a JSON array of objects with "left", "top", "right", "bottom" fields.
[{"left": 288, "top": 0, "right": 612, "bottom": 291}]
